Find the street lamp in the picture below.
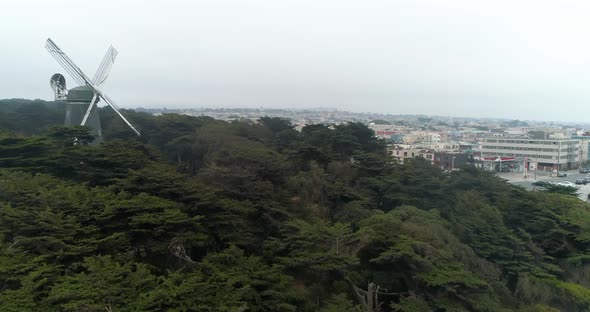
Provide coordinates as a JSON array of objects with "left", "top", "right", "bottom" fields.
[{"left": 451, "top": 156, "right": 456, "bottom": 171}]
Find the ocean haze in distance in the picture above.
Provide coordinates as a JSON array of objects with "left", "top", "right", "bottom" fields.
[{"left": 2, "top": 0, "right": 590, "bottom": 122}]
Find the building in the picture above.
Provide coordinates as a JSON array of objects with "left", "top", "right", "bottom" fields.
[
  {"left": 572, "top": 135, "right": 590, "bottom": 162},
  {"left": 476, "top": 156, "right": 523, "bottom": 172},
  {"left": 481, "top": 138, "right": 581, "bottom": 171},
  {"left": 528, "top": 131, "right": 550, "bottom": 140},
  {"left": 375, "top": 130, "right": 396, "bottom": 140},
  {"left": 402, "top": 134, "right": 420, "bottom": 144},
  {"left": 389, "top": 147, "right": 435, "bottom": 165},
  {"left": 458, "top": 142, "right": 476, "bottom": 152},
  {"left": 425, "top": 132, "right": 441, "bottom": 143},
  {"left": 419, "top": 142, "right": 460, "bottom": 152}
]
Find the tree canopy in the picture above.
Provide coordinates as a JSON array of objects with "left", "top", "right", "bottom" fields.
[{"left": 1, "top": 100, "right": 590, "bottom": 311}]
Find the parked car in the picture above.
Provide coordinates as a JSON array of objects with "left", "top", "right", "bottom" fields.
[
  {"left": 581, "top": 168, "right": 590, "bottom": 173},
  {"left": 583, "top": 177, "right": 590, "bottom": 183},
  {"left": 575, "top": 179, "right": 586, "bottom": 185},
  {"left": 556, "top": 172, "right": 568, "bottom": 177},
  {"left": 532, "top": 181, "right": 550, "bottom": 187},
  {"left": 557, "top": 181, "right": 576, "bottom": 187}
]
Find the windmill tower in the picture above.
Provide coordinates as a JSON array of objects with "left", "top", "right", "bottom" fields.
[{"left": 46, "top": 38, "right": 140, "bottom": 143}]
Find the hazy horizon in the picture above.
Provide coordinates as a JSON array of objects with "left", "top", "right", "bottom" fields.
[
  {"left": 3, "top": 97, "right": 590, "bottom": 124},
  {"left": 3, "top": 1, "right": 590, "bottom": 122}
]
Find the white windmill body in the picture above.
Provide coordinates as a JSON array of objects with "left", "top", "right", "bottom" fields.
[
  {"left": 46, "top": 38, "right": 140, "bottom": 143},
  {"left": 65, "top": 85, "right": 104, "bottom": 142}
]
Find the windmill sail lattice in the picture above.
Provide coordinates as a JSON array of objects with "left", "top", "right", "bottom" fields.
[{"left": 45, "top": 38, "right": 141, "bottom": 142}]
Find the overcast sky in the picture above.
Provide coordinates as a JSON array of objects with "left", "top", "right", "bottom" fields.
[{"left": 2, "top": 0, "right": 590, "bottom": 121}]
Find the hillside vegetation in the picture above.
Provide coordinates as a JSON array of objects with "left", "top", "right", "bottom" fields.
[{"left": 2, "top": 100, "right": 590, "bottom": 311}]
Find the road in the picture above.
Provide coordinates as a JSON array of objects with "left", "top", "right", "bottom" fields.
[{"left": 500, "top": 170, "right": 590, "bottom": 201}]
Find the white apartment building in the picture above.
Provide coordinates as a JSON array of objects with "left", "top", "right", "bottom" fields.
[
  {"left": 481, "top": 138, "right": 581, "bottom": 170},
  {"left": 425, "top": 132, "right": 441, "bottom": 143}
]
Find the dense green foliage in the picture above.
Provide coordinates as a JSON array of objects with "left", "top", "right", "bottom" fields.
[{"left": 2, "top": 100, "right": 590, "bottom": 311}]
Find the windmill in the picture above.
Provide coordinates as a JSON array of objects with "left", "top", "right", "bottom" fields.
[{"left": 45, "top": 38, "right": 140, "bottom": 143}]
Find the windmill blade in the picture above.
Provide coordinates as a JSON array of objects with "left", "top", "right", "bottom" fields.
[
  {"left": 45, "top": 38, "right": 93, "bottom": 86},
  {"left": 47, "top": 38, "right": 140, "bottom": 137},
  {"left": 98, "top": 93, "right": 141, "bottom": 136},
  {"left": 80, "top": 93, "right": 99, "bottom": 126},
  {"left": 92, "top": 46, "right": 118, "bottom": 87}
]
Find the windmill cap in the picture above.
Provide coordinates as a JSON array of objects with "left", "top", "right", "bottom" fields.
[{"left": 66, "top": 86, "right": 96, "bottom": 103}]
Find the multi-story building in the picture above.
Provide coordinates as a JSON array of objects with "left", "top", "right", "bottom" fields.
[
  {"left": 389, "top": 147, "right": 435, "bottom": 165},
  {"left": 481, "top": 138, "right": 581, "bottom": 170},
  {"left": 572, "top": 135, "right": 590, "bottom": 162},
  {"left": 425, "top": 132, "right": 441, "bottom": 143}
]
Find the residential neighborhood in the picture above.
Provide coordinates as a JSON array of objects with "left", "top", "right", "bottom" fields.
[{"left": 137, "top": 107, "right": 590, "bottom": 175}]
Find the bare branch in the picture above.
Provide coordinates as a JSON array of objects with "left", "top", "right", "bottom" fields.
[
  {"left": 348, "top": 280, "right": 382, "bottom": 311},
  {"left": 169, "top": 242, "right": 196, "bottom": 264}
]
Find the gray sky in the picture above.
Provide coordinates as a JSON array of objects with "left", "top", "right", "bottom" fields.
[{"left": 2, "top": 0, "right": 590, "bottom": 121}]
